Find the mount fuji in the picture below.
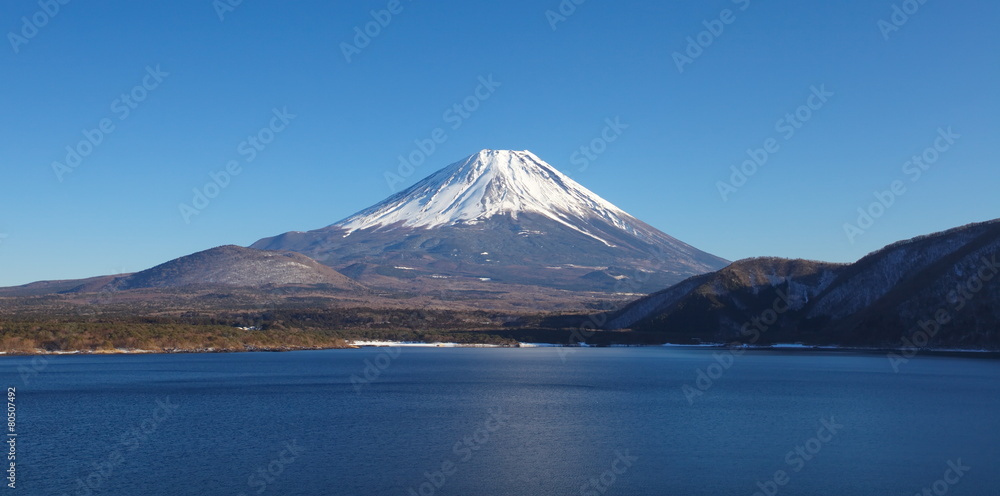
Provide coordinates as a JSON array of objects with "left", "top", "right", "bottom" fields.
[{"left": 252, "top": 150, "right": 729, "bottom": 292}]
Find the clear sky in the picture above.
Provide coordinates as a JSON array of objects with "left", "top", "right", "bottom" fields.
[{"left": 1, "top": 0, "right": 997, "bottom": 286}]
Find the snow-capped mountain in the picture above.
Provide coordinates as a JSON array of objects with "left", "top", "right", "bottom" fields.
[
  {"left": 252, "top": 150, "right": 729, "bottom": 292},
  {"left": 339, "top": 150, "right": 654, "bottom": 247}
]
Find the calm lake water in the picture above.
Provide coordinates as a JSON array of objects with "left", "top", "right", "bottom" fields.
[{"left": 4, "top": 347, "right": 999, "bottom": 495}]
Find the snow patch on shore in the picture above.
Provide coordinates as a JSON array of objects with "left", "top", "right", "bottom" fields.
[{"left": 350, "top": 340, "right": 503, "bottom": 348}]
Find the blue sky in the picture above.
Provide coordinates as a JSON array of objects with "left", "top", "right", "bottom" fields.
[{"left": 1, "top": 0, "right": 997, "bottom": 286}]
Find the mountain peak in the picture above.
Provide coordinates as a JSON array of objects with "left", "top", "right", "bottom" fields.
[
  {"left": 474, "top": 148, "right": 529, "bottom": 157},
  {"left": 334, "top": 149, "right": 634, "bottom": 244},
  {"left": 252, "top": 149, "right": 729, "bottom": 292},
  {"left": 468, "top": 149, "right": 544, "bottom": 168}
]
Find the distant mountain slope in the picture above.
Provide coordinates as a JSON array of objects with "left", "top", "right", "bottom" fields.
[
  {"left": 0, "top": 246, "right": 364, "bottom": 297},
  {"left": 106, "top": 245, "right": 364, "bottom": 291},
  {"left": 252, "top": 150, "right": 728, "bottom": 292},
  {"left": 607, "top": 220, "right": 1000, "bottom": 349},
  {"left": 0, "top": 275, "right": 123, "bottom": 297},
  {"left": 606, "top": 257, "right": 843, "bottom": 337}
]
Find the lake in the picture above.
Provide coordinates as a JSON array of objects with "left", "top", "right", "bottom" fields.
[{"left": 4, "top": 347, "right": 999, "bottom": 495}]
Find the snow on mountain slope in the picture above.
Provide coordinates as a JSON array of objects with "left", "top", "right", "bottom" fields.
[
  {"left": 335, "top": 150, "right": 648, "bottom": 246},
  {"left": 252, "top": 149, "right": 729, "bottom": 293}
]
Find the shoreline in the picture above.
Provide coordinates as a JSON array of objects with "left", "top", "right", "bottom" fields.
[{"left": 1, "top": 341, "right": 998, "bottom": 357}]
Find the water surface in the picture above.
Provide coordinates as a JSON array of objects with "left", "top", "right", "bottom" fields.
[{"left": 5, "top": 348, "right": 998, "bottom": 495}]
